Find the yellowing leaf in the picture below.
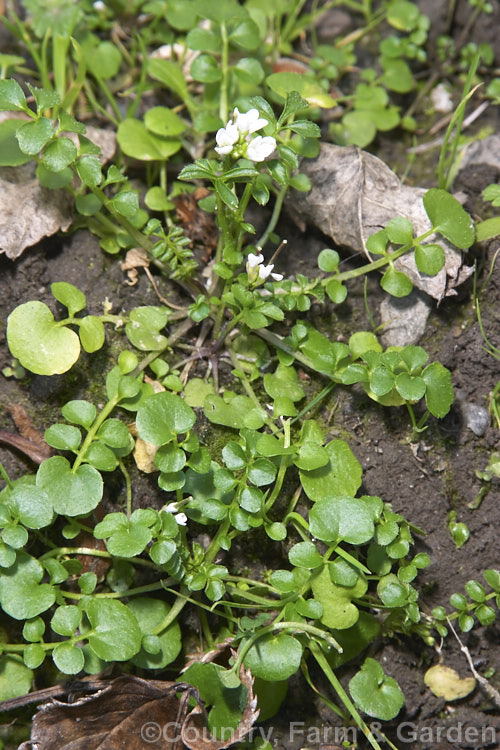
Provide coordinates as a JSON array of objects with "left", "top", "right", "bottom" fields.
[{"left": 424, "top": 664, "right": 476, "bottom": 701}]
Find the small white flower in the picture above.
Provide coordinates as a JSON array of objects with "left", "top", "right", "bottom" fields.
[
  {"left": 162, "top": 502, "right": 179, "bottom": 514},
  {"left": 258, "top": 263, "right": 283, "bottom": 282},
  {"left": 246, "top": 135, "right": 277, "bottom": 162},
  {"left": 214, "top": 121, "right": 239, "bottom": 155},
  {"left": 233, "top": 107, "right": 268, "bottom": 135},
  {"left": 93, "top": 0, "right": 106, "bottom": 10},
  {"left": 175, "top": 512, "right": 188, "bottom": 526},
  {"left": 246, "top": 251, "right": 264, "bottom": 268}
]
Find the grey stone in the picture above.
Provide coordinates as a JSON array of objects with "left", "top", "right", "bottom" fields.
[{"left": 379, "top": 290, "right": 432, "bottom": 347}]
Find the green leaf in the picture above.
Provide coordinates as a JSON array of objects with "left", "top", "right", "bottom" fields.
[
  {"left": 76, "top": 193, "right": 102, "bottom": 216},
  {"left": 342, "top": 111, "right": 377, "bottom": 148},
  {"left": 386, "top": 217, "right": 413, "bottom": 245},
  {"left": 52, "top": 643, "right": 85, "bottom": 674},
  {"left": 7, "top": 301, "right": 81, "bottom": 375},
  {"left": 267, "top": 73, "right": 335, "bottom": 108},
  {"left": 83, "top": 441, "right": 118, "bottom": 472},
  {"left": 395, "top": 373, "right": 426, "bottom": 402},
  {"left": 136, "top": 391, "right": 196, "bottom": 445},
  {"left": 0, "top": 552, "right": 55, "bottom": 620},
  {"left": 377, "top": 574, "right": 408, "bottom": 607},
  {"left": 191, "top": 54, "right": 221, "bottom": 83},
  {"left": 414, "top": 243, "right": 445, "bottom": 275},
  {"left": 381, "top": 58, "right": 414, "bottom": 93},
  {"left": 0, "top": 119, "right": 33, "bottom": 166},
  {"left": 293, "top": 441, "right": 329, "bottom": 471},
  {"left": 85, "top": 599, "right": 142, "bottom": 661},
  {"left": 24, "top": 644, "right": 45, "bottom": 669},
  {"left": 263, "top": 363, "right": 305, "bottom": 402},
  {"left": 144, "top": 106, "right": 186, "bottom": 137},
  {"left": 286, "top": 120, "right": 321, "bottom": 138},
  {"left": 244, "top": 633, "right": 303, "bottom": 681},
  {"left": 0, "top": 79, "right": 28, "bottom": 111},
  {"left": 79, "top": 316, "right": 105, "bottom": 353},
  {"left": 186, "top": 27, "right": 221, "bottom": 53},
  {"left": 87, "top": 41, "right": 122, "bottom": 80},
  {"left": 129, "top": 598, "right": 182, "bottom": 669},
  {"left": 204, "top": 394, "right": 266, "bottom": 429},
  {"left": 36, "top": 162, "right": 73, "bottom": 188},
  {"left": 148, "top": 59, "right": 190, "bottom": 104},
  {"left": 42, "top": 137, "right": 77, "bottom": 171},
  {"left": 51, "top": 605, "right": 81, "bottom": 636},
  {"left": 309, "top": 496, "right": 374, "bottom": 545},
  {"left": 229, "top": 18, "right": 260, "bottom": 49},
  {"left": 325, "top": 279, "right": 347, "bottom": 304},
  {"left": 311, "top": 566, "right": 367, "bottom": 629},
  {"left": 349, "top": 658, "right": 404, "bottom": 720},
  {"left": 423, "top": 189, "right": 475, "bottom": 249},
  {"left": 51, "top": 282, "right": 86, "bottom": 314},
  {"left": 233, "top": 57, "right": 265, "bottom": 83},
  {"left": 111, "top": 190, "right": 139, "bottom": 220},
  {"left": 380, "top": 266, "right": 413, "bottom": 297},
  {"left": 318, "top": 248, "right": 340, "bottom": 272},
  {"left": 422, "top": 362, "right": 454, "bottom": 417},
  {"left": 44, "top": 423, "right": 82, "bottom": 451},
  {"left": 0, "top": 656, "right": 33, "bottom": 701},
  {"left": 76, "top": 155, "right": 102, "bottom": 187},
  {"left": 16, "top": 117, "right": 55, "bottom": 155},
  {"left": 36, "top": 456, "right": 103, "bottom": 516},
  {"left": 300, "top": 439, "right": 362, "bottom": 502},
  {"left": 1, "top": 524, "right": 28, "bottom": 549},
  {"left": 9, "top": 485, "right": 53, "bottom": 529},
  {"left": 97, "top": 419, "right": 131, "bottom": 449},
  {"left": 349, "top": 332, "right": 382, "bottom": 359},
  {"left": 125, "top": 306, "right": 168, "bottom": 351},
  {"left": 117, "top": 118, "right": 182, "bottom": 161},
  {"left": 475, "top": 217, "right": 500, "bottom": 242},
  {"left": 62, "top": 400, "right": 96, "bottom": 428},
  {"left": 182, "top": 662, "right": 247, "bottom": 737},
  {"left": 288, "top": 541, "right": 323, "bottom": 569}
]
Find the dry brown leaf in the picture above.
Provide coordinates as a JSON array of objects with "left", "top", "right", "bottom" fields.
[
  {"left": 288, "top": 143, "right": 472, "bottom": 302},
  {"left": 121, "top": 247, "right": 151, "bottom": 285},
  {"left": 0, "top": 115, "right": 115, "bottom": 260},
  {"left": 22, "top": 670, "right": 258, "bottom": 750},
  {"left": 0, "top": 404, "right": 53, "bottom": 464},
  {"left": 0, "top": 163, "right": 73, "bottom": 259},
  {"left": 133, "top": 436, "right": 159, "bottom": 473}
]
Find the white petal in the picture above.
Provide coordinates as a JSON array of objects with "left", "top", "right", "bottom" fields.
[
  {"left": 215, "top": 121, "right": 239, "bottom": 147},
  {"left": 162, "top": 502, "right": 178, "bottom": 513},
  {"left": 271, "top": 272, "right": 284, "bottom": 281},
  {"left": 247, "top": 252, "right": 264, "bottom": 267},
  {"left": 215, "top": 144, "right": 234, "bottom": 155},
  {"left": 258, "top": 263, "right": 274, "bottom": 280},
  {"left": 246, "top": 135, "right": 276, "bottom": 162},
  {"left": 175, "top": 512, "right": 187, "bottom": 526},
  {"left": 235, "top": 108, "right": 268, "bottom": 134}
]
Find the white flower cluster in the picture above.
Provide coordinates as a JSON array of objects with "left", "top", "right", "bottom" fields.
[
  {"left": 246, "top": 251, "right": 283, "bottom": 282},
  {"left": 215, "top": 108, "right": 276, "bottom": 162}
]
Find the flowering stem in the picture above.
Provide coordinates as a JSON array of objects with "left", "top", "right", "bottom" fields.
[
  {"left": 256, "top": 183, "right": 288, "bottom": 248},
  {"left": 219, "top": 22, "right": 229, "bottom": 123}
]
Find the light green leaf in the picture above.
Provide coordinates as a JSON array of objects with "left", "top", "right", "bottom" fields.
[
  {"left": 311, "top": 566, "right": 367, "bottom": 629},
  {"left": 136, "top": 391, "right": 196, "bottom": 445},
  {"left": 0, "top": 552, "right": 55, "bottom": 620},
  {"left": 309, "top": 496, "right": 374, "bottom": 545},
  {"left": 423, "top": 189, "right": 475, "bottom": 249},
  {"left": 349, "top": 658, "right": 404, "bottom": 720},
  {"left": 117, "top": 118, "right": 182, "bottom": 161},
  {"left": 129, "top": 598, "right": 182, "bottom": 669},
  {"left": 7, "top": 301, "right": 80, "bottom": 375},
  {"left": 300, "top": 439, "right": 362, "bottom": 501},
  {"left": 244, "top": 633, "right": 303, "bottom": 681},
  {"left": 422, "top": 362, "right": 454, "bottom": 417},
  {"left": 0, "top": 656, "right": 33, "bottom": 700},
  {"left": 36, "top": 456, "right": 103, "bottom": 516},
  {"left": 85, "top": 599, "right": 142, "bottom": 661}
]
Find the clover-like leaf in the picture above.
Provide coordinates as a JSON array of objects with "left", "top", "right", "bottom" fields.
[
  {"left": 349, "top": 658, "right": 404, "bottom": 720},
  {"left": 85, "top": 599, "right": 142, "bottom": 661},
  {"left": 36, "top": 456, "right": 103, "bottom": 516},
  {"left": 0, "top": 551, "right": 55, "bottom": 620},
  {"left": 423, "top": 189, "right": 475, "bottom": 250},
  {"left": 136, "top": 391, "right": 196, "bottom": 445},
  {"left": 311, "top": 566, "right": 367, "bottom": 630},
  {"left": 300, "top": 440, "right": 362, "bottom": 502},
  {"left": 7, "top": 301, "right": 81, "bottom": 375}
]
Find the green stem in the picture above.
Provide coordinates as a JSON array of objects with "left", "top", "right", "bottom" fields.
[
  {"left": 0, "top": 463, "right": 13, "bottom": 490},
  {"left": 256, "top": 184, "right": 288, "bottom": 249},
  {"left": 219, "top": 22, "right": 229, "bottom": 123},
  {"left": 61, "top": 580, "right": 173, "bottom": 600},
  {"left": 310, "top": 642, "right": 383, "bottom": 750},
  {"left": 118, "top": 459, "right": 132, "bottom": 519},
  {"left": 39, "top": 546, "right": 157, "bottom": 569},
  {"left": 151, "top": 590, "right": 188, "bottom": 635},
  {"left": 72, "top": 393, "right": 120, "bottom": 472}
]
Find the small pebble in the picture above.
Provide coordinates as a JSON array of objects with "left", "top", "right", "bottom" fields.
[{"left": 461, "top": 401, "right": 490, "bottom": 436}]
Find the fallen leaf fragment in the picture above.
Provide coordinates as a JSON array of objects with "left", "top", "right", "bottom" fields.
[
  {"left": 22, "top": 669, "right": 258, "bottom": 750},
  {"left": 133, "top": 436, "right": 159, "bottom": 473},
  {"left": 121, "top": 247, "right": 151, "bottom": 285},
  {"left": 0, "top": 404, "right": 53, "bottom": 464},
  {"left": 0, "top": 163, "right": 73, "bottom": 260},
  {"left": 288, "top": 143, "right": 472, "bottom": 301},
  {"left": 424, "top": 664, "right": 476, "bottom": 700}
]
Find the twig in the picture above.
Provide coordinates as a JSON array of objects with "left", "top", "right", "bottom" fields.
[
  {"left": 447, "top": 617, "right": 500, "bottom": 708},
  {"left": 407, "top": 101, "right": 489, "bottom": 154}
]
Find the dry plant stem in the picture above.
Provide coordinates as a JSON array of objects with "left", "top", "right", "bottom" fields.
[
  {"left": 0, "top": 678, "right": 112, "bottom": 713},
  {"left": 407, "top": 100, "right": 489, "bottom": 154},
  {"left": 447, "top": 618, "right": 500, "bottom": 708}
]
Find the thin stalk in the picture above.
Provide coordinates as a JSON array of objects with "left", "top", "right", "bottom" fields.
[
  {"left": 72, "top": 394, "right": 120, "bottom": 472},
  {"left": 39, "top": 546, "right": 158, "bottom": 569},
  {"left": 256, "top": 184, "right": 288, "bottom": 249},
  {"left": 0, "top": 464, "right": 13, "bottom": 490},
  {"left": 118, "top": 459, "right": 132, "bottom": 519},
  {"left": 61, "top": 580, "right": 172, "bottom": 600},
  {"left": 310, "top": 642, "right": 383, "bottom": 750},
  {"left": 151, "top": 591, "right": 188, "bottom": 635},
  {"left": 219, "top": 22, "right": 229, "bottom": 123}
]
